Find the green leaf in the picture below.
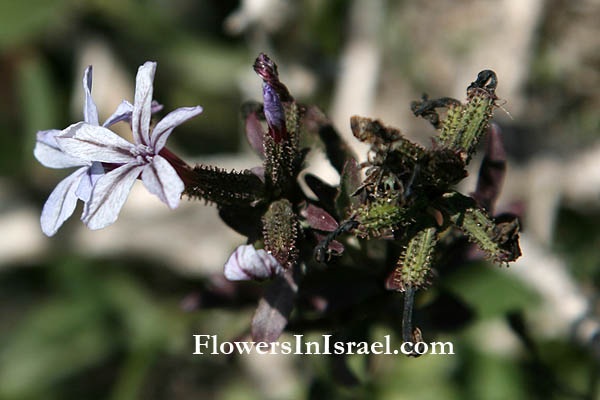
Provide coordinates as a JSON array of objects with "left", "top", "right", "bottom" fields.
[
  {"left": 442, "top": 262, "right": 539, "bottom": 320},
  {"left": 0, "top": 298, "right": 114, "bottom": 399}
]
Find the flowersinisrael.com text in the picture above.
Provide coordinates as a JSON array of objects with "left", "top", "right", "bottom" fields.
[{"left": 193, "top": 335, "right": 454, "bottom": 356}]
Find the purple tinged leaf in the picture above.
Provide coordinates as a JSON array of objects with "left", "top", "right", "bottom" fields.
[
  {"left": 472, "top": 123, "right": 506, "bottom": 213},
  {"left": 245, "top": 111, "right": 265, "bottom": 157},
  {"left": 141, "top": 155, "right": 184, "bottom": 209},
  {"left": 40, "top": 167, "right": 88, "bottom": 236},
  {"left": 81, "top": 163, "right": 145, "bottom": 230},
  {"left": 251, "top": 268, "right": 298, "bottom": 343},
  {"left": 485, "top": 122, "right": 507, "bottom": 161},
  {"left": 335, "top": 158, "right": 361, "bottom": 217},
  {"left": 223, "top": 244, "right": 283, "bottom": 281},
  {"left": 131, "top": 61, "right": 156, "bottom": 146},
  {"left": 250, "top": 166, "right": 265, "bottom": 182},
  {"left": 301, "top": 203, "right": 339, "bottom": 232},
  {"left": 328, "top": 239, "right": 344, "bottom": 255},
  {"left": 82, "top": 66, "right": 99, "bottom": 126},
  {"left": 345, "top": 159, "right": 361, "bottom": 190},
  {"left": 57, "top": 122, "right": 136, "bottom": 163},
  {"left": 75, "top": 162, "right": 104, "bottom": 202},
  {"left": 151, "top": 106, "right": 203, "bottom": 152},
  {"left": 34, "top": 130, "right": 87, "bottom": 169},
  {"left": 328, "top": 240, "right": 344, "bottom": 256}
]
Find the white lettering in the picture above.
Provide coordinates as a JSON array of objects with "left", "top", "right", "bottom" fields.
[{"left": 193, "top": 335, "right": 211, "bottom": 354}]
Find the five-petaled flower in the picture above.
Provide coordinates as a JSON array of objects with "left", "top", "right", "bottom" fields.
[
  {"left": 35, "top": 61, "right": 202, "bottom": 235},
  {"left": 56, "top": 62, "right": 203, "bottom": 230},
  {"left": 33, "top": 65, "right": 159, "bottom": 236}
]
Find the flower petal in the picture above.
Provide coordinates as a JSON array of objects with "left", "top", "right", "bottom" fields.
[
  {"left": 57, "top": 122, "right": 136, "bottom": 163},
  {"left": 40, "top": 166, "right": 88, "bottom": 236},
  {"left": 75, "top": 161, "right": 104, "bottom": 202},
  {"left": 223, "top": 244, "right": 283, "bottom": 281},
  {"left": 150, "top": 106, "right": 203, "bottom": 152},
  {"left": 82, "top": 163, "right": 145, "bottom": 230},
  {"left": 131, "top": 61, "right": 156, "bottom": 146},
  {"left": 82, "top": 66, "right": 99, "bottom": 126},
  {"left": 34, "top": 129, "right": 87, "bottom": 169},
  {"left": 141, "top": 155, "right": 184, "bottom": 209},
  {"left": 102, "top": 100, "right": 133, "bottom": 127},
  {"left": 103, "top": 100, "right": 164, "bottom": 127}
]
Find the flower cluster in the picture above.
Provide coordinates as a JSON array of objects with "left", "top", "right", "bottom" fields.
[
  {"left": 34, "top": 62, "right": 202, "bottom": 236},
  {"left": 35, "top": 54, "right": 522, "bottom": 351}
]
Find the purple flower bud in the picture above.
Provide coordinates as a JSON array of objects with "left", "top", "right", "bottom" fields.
[
  {"left": 253, "top": 53, "right": 279, "bottom": 82},
  {"left": 262, "top": 83, "right": 287, "bottom": 142},
  {"left": 253, "top": 53, "right": 293, "bottom": 102},
  {"left": 223, "top": 244, "right": 283, "bottom": 281}
]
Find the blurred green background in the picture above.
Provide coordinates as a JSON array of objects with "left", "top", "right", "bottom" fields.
[{"left": 1, "top": 0, "right": 600, "bottom": 399}]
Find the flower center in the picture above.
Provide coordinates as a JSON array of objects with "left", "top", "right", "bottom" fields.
[{"left": 131, "top": 144, "right": 154, "bottom": 164}]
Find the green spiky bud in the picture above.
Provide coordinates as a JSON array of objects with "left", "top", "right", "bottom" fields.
[
  {"left": 440, "top": 191, "right": 520, "bottom": 263},
  {"left": 438, "top": 103, "right": 463, "bottom": 145},
  {"left": 439, "top": 70, "right": 497, "bottom": 162},
  {"left": 387, "top": 226, "right": 437, "bottom": 291},
  {"left": 184, "top": 165, "right": 265, "bottom": 207},
  {"left": 262, "top": 199, "right": 299, "bottom": 268},
  {"left": 284, "top": 102, "right": 300, "bottom": 142},
  {"left": 263, "top": 101, "right": 305, "bottom": 191},
  {"left": 353, "top": 192, "right": 407, "bottom": 238}
]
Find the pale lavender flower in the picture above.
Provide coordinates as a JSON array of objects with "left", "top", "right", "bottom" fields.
[
  {"left": 56, "top": 62, "right": 203, "bottom": 230},
  {"left": 223, "top": 244, "right": 283, "bottom": 281},
  {"left": 34, "top": 66, "right": 144, "bottom": 236}
]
